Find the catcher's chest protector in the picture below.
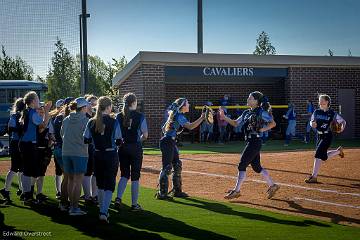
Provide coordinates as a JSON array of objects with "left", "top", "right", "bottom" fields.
[{"left": 314, "top": 109, "right": 335, "bottom": 132}]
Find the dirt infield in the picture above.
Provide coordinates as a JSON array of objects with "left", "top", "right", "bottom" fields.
[{"left": 1, "top": 149, "right": 359, "bottom": 226}]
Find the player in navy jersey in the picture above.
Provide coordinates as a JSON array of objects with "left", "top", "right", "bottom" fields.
[
  {"left": 19, "top": 91, "right": 51, "bottom": 204},
  {"left": 35, "top": 103, "right": 55, "bottom": 203},
  {"left": 156, "top": 98, "right": 205, "bottom": 200},
  {"left": 0, "top": 98, "right": 25, "bottom": 202},
  {"left": 52, "top": 99, "right": 65, "bottom": 199},
  {"left": 115, "top": 93, "right": 148, "bottom": 211},
  {"left": 305, "top": 94, "right": 346, "bottom": 183},
  {"left": 84, "top": 96, "right": 122, "bottom": 223},
  {"left": 220, "top": 91, "right": 280, "bottom": 200}
]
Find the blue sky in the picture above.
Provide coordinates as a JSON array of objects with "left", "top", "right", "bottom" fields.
[
  {"left": 87, "top": 0, "right": 360, "bottom": 62},
  {"left": 0, "top": 0, "right": 359, "bottom": 77}
]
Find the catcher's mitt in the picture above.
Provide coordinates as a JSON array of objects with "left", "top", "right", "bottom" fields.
[
  {"left": 249, "top": 113, "right": 264, "bottom": 132},
  {"left": 202, "top": 105, "right": 214, "bottom": 124},
  {"left": 330, "top": 120, "right": 342, "bottom": 133}
]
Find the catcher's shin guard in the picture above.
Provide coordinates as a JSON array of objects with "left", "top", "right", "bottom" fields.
[
  {"left": 172, "top": 162, "right": 182, "bottom": 193},
  {"left": 157, "top": 166, "right": 171, "bottom": 197}
]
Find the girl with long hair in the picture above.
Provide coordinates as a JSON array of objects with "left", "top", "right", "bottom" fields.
[
  {"left": 156, "top": 98, "right": 204, "bottom": 200},
  {"left": 305, "top": 94, "right": 346, "bottom": 183},
  {"left": 220, "top": 91, "right": 280, "bottom": 200},
  {"left": 115, "top": 93, "right": 148, "bottom": 211},
  {"left": 0, "top": 98, "right": 25, "bottom": 202},
  {"left": 84, "top": 96, "right": 122, "bottom": 223},
  {"left": 19, "top": 91, "right": 51, "bottom": 204}
]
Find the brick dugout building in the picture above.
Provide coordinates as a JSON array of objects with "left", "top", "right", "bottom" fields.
[{"left": 112, "top": 52, "right": 360, "bottom": 145}]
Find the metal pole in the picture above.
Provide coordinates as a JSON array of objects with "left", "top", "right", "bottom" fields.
[
  {"left": 197, "top": 0, "right": 203, "bottom": 54},
  {"left": 82, "top": 0, "right": 89, "bottom": 94},
  {"left": 79, "top": 14, "right": 84, "bottom": 95}
]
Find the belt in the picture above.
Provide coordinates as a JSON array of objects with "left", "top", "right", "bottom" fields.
[
  {"left": 317, "top": 131, "right": 329, "bottom": 135},
  {"left": 164, "top": 136, "right": 176, "bottom": 140},
  {"left": 95, "top": 148, "right": 115, "bottom": 152},
  {"left": 245, "top": 134, "right": 260, "bottom": 140}
]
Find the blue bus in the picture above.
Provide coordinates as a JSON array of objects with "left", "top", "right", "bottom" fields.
[{"left": 0, "top": 80, "right": 47, "bottom": 135}]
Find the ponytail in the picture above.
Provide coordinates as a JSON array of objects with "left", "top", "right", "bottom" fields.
[
  {"left": 94, "top": 96, "right": 112, "bottom": 134},
  {"left": 121, "top": 93, "right": 137, "bottom": 128}
]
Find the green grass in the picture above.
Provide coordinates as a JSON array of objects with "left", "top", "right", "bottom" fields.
[
  {"left": 1, "top": 176, "right": 359, "bottom": 240},
  {"left": 0, "top": 156, "right": 10, "bottom": 161},
  {"left": 144, "top": 139, "right": 360, "bottom": 155}
]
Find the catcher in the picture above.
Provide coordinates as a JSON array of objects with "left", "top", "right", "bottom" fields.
[
  {"left": 219, "top": 91, "right": 280, "bottom": 200},
  {"left": 156, "top": 98, "right": 205, "bottom": 200},
  {"left": 305, "top": 94, "right": 346, "bottom": 183}
]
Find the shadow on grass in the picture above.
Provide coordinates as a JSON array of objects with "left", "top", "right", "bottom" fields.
[
  {"left": 0, "top": 204, "right": 27, "bottom": 240},
  {"left": 172, "top": 197, "right": 330, "bottom": 227},
  {"left": 3, "top": 196, "right": 235, "bottom": 240},
  {"left": 234, "top": 198, "right": 360, "bottom": 225}
]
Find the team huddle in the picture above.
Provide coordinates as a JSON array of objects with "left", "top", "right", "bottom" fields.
[{"left": 0, "top": 90, "right": 346, "bottom": 224}]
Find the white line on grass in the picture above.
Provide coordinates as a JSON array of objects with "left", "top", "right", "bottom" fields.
[
  {"left": 142, "top": 166, "right": 360, "bottom": 197},
  {"left": 294, "top": 197, "right": 360, "bottom": 209}
]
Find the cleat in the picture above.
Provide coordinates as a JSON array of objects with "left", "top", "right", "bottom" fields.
[
  {"left": 36, "top": 193, "right": 48, "bottom": 202},
  {"left": 131, "top": 204, "right": 143, "bottom": 212},
  {"left": 69, "top": 207, "right": 87, "bottom": 216},
  {"left": 267, "top": 184, "right": 280, "bottom": 199},
  {"left": 99, "top": 213, "right": 109, "bottom": 223},
  {"left": 173, "top": 191, "right": 189, "bottom": 198},
  {"left": 56, "top": 192, "right": 61, "bottom": 199},
  {"left": 305, "top": 176, "right": 318, "bottom": 183},
  {"left": 155, "top": 192, "right": 173, "bottom": 200},
  {"left": 338, "top": 146, "right": 345, "bottom": 158},
  {"left": 16, "top": 189, "right": 22, "bottom": 196},
  {"left": 224, "top": 190, "right": 241, "bottom": 200},
  {"left": 59, "top": 203, "right": 69, "bottom": 212},
  {"left": 0, "top": 188, "right": 11, "bottom": 202},
  {"left": 114, "top": 197, "right": 122, "bottom": 208}
]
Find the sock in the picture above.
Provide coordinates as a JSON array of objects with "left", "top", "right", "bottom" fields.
[
  {"left": 312, "top": 158, "right": 322, "bottom": 177},
  {"left": 100, "top": 190, "right": 113, "bottom": 215},
  {"left": 91, "top": 176, "right": 98, "bottom": 197},
  {"left": 5, "top": 170, "right": 16, "bottom": 191},
  {"left": 55, "top": 175, "right": 62, "bottom": 193},
  {"left": 260, "top": 169, "right": 274, "bottom": 187},
  {"left": 117, "top": 177, "right": 128, "bottom": 199},
  {"left": 234, "top": 171, "right": 246, "bottom": 192},
  {"left": 327, "top": 149, "right": 340, "bottom": 159},
  {"left": 22, "top": 175, "right": 31, "bottom": 193},
  {"left": 18, "top": 172, "right": 23, "bottom": 191},
  {"left": 98, "top": 189, "right": 104, "bottom": 212},
  {"left": 82, "top": 176, "right": 91, "bottom": 199},
  {"left": 131, "top": 181, "right": 139, "bottom": 206},
  {"left": 36, "top": 176, "right": 44, "bottom": 194}
]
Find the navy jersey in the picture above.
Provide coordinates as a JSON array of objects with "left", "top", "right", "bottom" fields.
[
  {"left": 8, "top": 112, "right": 22, "bottom": 141},
  {"left": 21, "top": 108, "right": 43, "bottom": 142},
  {"left": 162, "top": 113, "right": 189, "bottom": 138},
  {"left": 52, "top": 114, "right": 64, "bottom": 146},
  {"left": 311, "top": 109, "right": 338, "bottom": 132},
  {"left": 84, "top": 114, "right": 122, "bottom": 150},
  {"left": 116, "top": 111, "right": 148, "bottom": 143},
  {"left": 37, "top": 122, "right": 53, "bottom": 148},
  {"left": 236, "top": 108, "right": 273, "bottom": 136}
]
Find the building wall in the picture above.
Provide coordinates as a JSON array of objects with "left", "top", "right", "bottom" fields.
[
  {"left": 118, "top": 64, "right": 360, "bottom": 145},
  {"left": 287, "top": 67, "right": 360, "bottom": 138}
]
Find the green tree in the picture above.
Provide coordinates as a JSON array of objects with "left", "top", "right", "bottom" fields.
[
  {"left": 46, "top": 38, "right": 79, "bottom": 102},
  {"left": 106, "top": 56, "right": 127, "bottom": 111},
  {"left": 253, "top": 31, "right": 276, "bottom": 55},
  {"left": 0, "top": 45, "right": 33, "bottom": 80}
]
